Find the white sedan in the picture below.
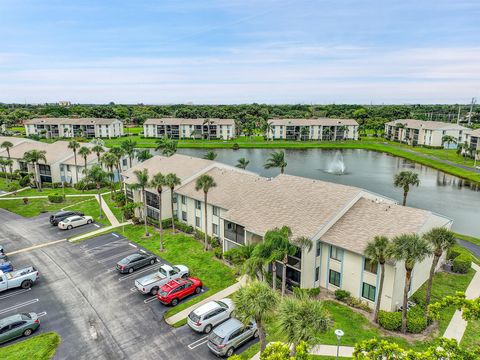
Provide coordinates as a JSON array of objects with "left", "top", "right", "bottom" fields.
[{"left": 58, "top": 215, "right": 94, "bottom": 230}]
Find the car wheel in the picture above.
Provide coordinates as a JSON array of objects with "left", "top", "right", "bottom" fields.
[
  {"left": 150, "top": 287, "right": 159, "bottom": 296},
  {"left": 87, "top": 219, "right": 92, "bottom": 224},
  {"left": 21, "top": 280, "right": 32, "bottom": 289},
  {"left": 171, "top": 298, "right": 179, "bottom": 306},
  {"left": 23, "top": 328, "right": 33, "bottom": 337},
  {"left": 67, "top": 225, "right": 73, "bottom": 230},
  {"left": 253, "top": 330, "right": 259, "bottom": 338},
  {"left": 226, "top": 347, "right": 235, "bottom": 357},
  {"left": 204, "top": 324, "right": 212, "bottom": 334},
  {"left": 150, "top": 259, "right": 155, "bottom": 265},
  {"left": 195, "top": 287, "right": 202, "bottom": 294},
  {"left": 128, "top": 267, "right": 134, "bottom": 274}
]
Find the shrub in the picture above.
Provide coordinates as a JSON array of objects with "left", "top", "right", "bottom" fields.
[
  {"left": 7, "top": 183, "right": 19, "bottom": 192},
  {"left": 213, "top": 247, "right": 222, "bottom": 259},
  {"left": 131, "top": 216, "right": 141, "bottom": 225},
  {"left": 173, "top": 221, "right": 194, "bottom": 234},
  {"left": 23, "top": 197, "right": 29, "bottom": 204},
  {"left": 19, "top": 175, "right": 31, "bottom": 187},
  {"left": 407, "top": 306, "right": 428, "bottom": 334},
  {"left": 452, "top": 254, "right": 472, "bottom": 274},
  {"left": 334, "top": 289, "right": 351, "bottom": 301},
  {"left": 114, "top": 192, "right": 126, "bottom": 207},
  {"left": 447, "top": 248, "right": 461, "bottom": 261},
  {"left": 122, "top": 202, "right": 136, "bottom": 219},
  {"left": 378, "top": 311, "right": 402, "bottom": 331},
  {"left": 293, "top": 287, "right": 320, "bottom": 298},
  {"left": 232, "top": 143, "right": 239, "bottom": 150},
  {"left": 48, "top": 194, "right": 64, "bottom": 203}
]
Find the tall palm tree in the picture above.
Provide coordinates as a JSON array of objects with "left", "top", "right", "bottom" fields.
[
  {"left": 236, "top": 157, "right": 250, "bottom": 169},
  {"left": 394, "top": 171, "right": 420, "bottom": 206},
  {"left": 130, "top": 169, "right": 150, "bottom": 237},
  {"left": 3, "top": 158, "right": 13, "bottom": 181},
  {"left": 136, "top": 149, "right": 152, "bottom": 162},
  {"left": 474, "top": 149, "right": 480, "bottom": 168},
  {"left": 78, "top": 146, "right": 92, "bottom": 175},
  {"left": 441, "top": 135, "right": 457, "bottom": 159},
  {"left": 1, "top": 141, "right": 14, "bottom": 178},
  {"left": 0, "top": 159, "right": 7, "bottom": 178},
  {"left": 264, "top": 121, "right": 273, "bottom": 140},
  {"left": 264, "top": 151, "right": 287, "bottom": 174},
  {"left": 233, "top": 281, "right": 279, "bottom": 353},
  {"left": 195, "top": 174, "right": 217, "bottom": 251},
  {"left": 423, "top": 227, "right": 455, "bottom": 307},
  {"left": 68, "top": 140, "right": 81, "bottom": 183},
  {"left": 165, "top": 173, "right": 181, "bottom": 233},
  {"left": 364, "top": 235, "right": 391, "bottom": 323},
  {"left": 155, "top": 138, "right": 177, "bottom": 157},
  {"left": 23, "top": 150, "right": 47, "bottom": 191},
  {"left": 203, "top": 119, "right": 212, "bottom": 140},
  {"left": 121, "top": 138, "right": 137, "bottom": 168},
  {"left": 203, "top": 151, "right": 217, "bottom": 160},
  {"left": 109, "top": 146, "right": 124, "bottom": 186},
  {"left": 101, "top": 152, "right": 118, "bottom": 194},
  {"left": 277, "top": 295, "right": 330, "bottom": 356},
  {"left": 84, "top": 165, "right": 109, "bottom": 219},
  {"left": 389, "top": 233, "right": 431, "bottom": 333},
  {"left": 150, "top": 173, "right": 166, "bottom": 251},
  {"left": 91, "top": 144, "right": 105, "bottom": 163}
]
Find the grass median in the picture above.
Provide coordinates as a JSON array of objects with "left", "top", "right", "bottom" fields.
[
  {"left": 0, "top": 197, "right": 89, "bottom": 217},
  {"left": 1, "top": 332, "right": 61, "bottom": 360}
]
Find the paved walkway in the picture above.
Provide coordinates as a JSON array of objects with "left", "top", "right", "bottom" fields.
[
  {"left": 68, "top": 222, "right": 132, "bottom": 242},
  {"left": 96, "top": 194, "right": 120, "bottom": 226},
  {"left": 164, "top": 276, "right": 247, "bottom": 325},
  {"left": 443, "top": 262, "right": 480, "bottom": 342},
  {"left": 457, "top": 239, "right": 480, "bottom": 258},
  {"left": 251, "top": 343, "right": 354, "bottom": 359},
  {"left": 0, "top": 187, "right": 30, "bottom": 197}
]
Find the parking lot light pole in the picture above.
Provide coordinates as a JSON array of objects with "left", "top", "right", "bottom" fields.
[{"left": 334, "top": 329, "right": 344, "bottom": 360}]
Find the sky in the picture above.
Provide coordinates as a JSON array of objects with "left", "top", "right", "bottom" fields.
[{"left": 0, "top": 0, "right": 479, "bottom": 104}]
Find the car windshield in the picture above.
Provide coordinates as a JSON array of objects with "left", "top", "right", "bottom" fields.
[
  {"left": 209, "top": 333, "right": 224, "bottom": 346},
  {"left": 216, "top": 300, "right": 228, "bottom": 308},
  {"left": 159, "top": 289, "right": 168, "bottom": 297},
  {"left": 158, "top": 267, "right": 167, "bottom": 277},
  {"left": 118, "top": 257, "right": 132, "bottom": 265},
  {"left": 172, "top": 266, "right": 181, "bottom": 273},
  {"left": 188, "top": 312, "right": 200, "bottom": 323},
  {"left": 21, "top": 313, "right": 32, "bottom": 320}
]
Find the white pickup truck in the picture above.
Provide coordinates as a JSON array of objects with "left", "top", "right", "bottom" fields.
[
  {"left": 0, "top": 266, "right": 39, "bottom": 292},
  {"left": 135, "top": 264, "right": 189, "bottom": 295}
]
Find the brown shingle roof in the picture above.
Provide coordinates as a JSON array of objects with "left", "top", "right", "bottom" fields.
[
  {"left": 385, "top": 119, "right": 468, "bottom": 131},
  {"left": 268, "top": 118, "right": 358, "bottom": 126},
  {"left": 467, "top": 128, "right": 480, "bottom": 137},
  {"left": 25, "top": 118, "right": 120, "bottom": 125},
  {"left": 144, "top": 118, "right": 235, "bottom": 126}
]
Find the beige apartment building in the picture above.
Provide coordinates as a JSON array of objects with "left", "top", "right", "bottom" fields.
[
  {"left": 122, "top": 154, "right": 451, "bottom": 312},
  {"left": 24, "top": 118, "right": 124, "bottom": 139},
  {"left": 143, "top": 118, "right": 235, "bottom": 140},
  {"left": 267, "top": 118, "right": 359, "bottom": 141},
  {"left": 384, "top": 119, "right": 468, "bottom": 147}
]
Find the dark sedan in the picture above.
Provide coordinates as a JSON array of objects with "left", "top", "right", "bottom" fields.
[
  {"left": 116, "top": 253, "right": 158, "bottom": 274},
  {"left": 49, "top": 211, "right": 84, "bottom": 226}
]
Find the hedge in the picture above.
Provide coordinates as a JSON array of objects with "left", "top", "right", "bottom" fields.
[
  {"left": 452, "top": 254, "right": 472, "bottom": 274},
  {"left": 407, "top": 306, "right": 428, "bottom": 334},
  {"left": 334, "top": 289, "right": 351, "bottom": 301},
  {"left": 48, "top": 194, "right": 64, "bottom": 203},
  {"left": 378, "top": 310, "right": 402, "bottom": 331}
]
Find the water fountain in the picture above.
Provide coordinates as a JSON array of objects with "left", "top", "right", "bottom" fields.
[{"left": 326, "top": 151, "right": 346, "bottom": 175}]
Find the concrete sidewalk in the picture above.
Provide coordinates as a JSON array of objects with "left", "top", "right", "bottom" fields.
[
  {"left": 443, "top": 262, "right": 480, "bottom": 342},
  {"left": 250, "top": 343, "right": 354, "bottom": 359},
  {"left": 96, "top": 194, "right": 120, "bottom": 226},
  {"left": 0, "top": 187, "right": 30, "bottom": 197},
  {"left": 165, "top": 276, "right": 247, "bottom": 325}
]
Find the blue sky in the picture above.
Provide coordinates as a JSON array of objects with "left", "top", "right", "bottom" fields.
[{"left": 1, "top": 0, "right": 479, "bottom": 104}]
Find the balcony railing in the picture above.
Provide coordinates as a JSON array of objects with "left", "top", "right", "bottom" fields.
[{"left": 224, "top": 229, "right": 245, "bottom": 245}]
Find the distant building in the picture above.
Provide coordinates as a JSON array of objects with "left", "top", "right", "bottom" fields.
[
  {"left": 58, "top": 101, "right": 71, "bottom": 106},
  {"left": 24, "top": 118, "right": 124, "bottom": 139},
  {"left": 266, "top": 118, "right": 359, "bottom": 141},
  {"left": 143, "top": 118, "right": 235, "bottom": 140},
  {"left": 384, "top": 119, "right": 468, "bottom": 147},
  {"left": 465, "top": 128, "right": 480, "bottom": 162}
]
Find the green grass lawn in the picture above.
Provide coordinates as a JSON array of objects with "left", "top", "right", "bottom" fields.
[
  {"left": 101, "top": 193, "right": 123, "bottom": 223},
  {"left": 1, "top": 332, "right": 60, "bottom": 360},
  {"left": 0, "top": 177, "right": 20, "bottom": 192},
  {"left": 0, "top": 197, "right": 91, "bottom": 217},
  {"left": 17, "top": 186, "right": 113, "bottom": 197},
  {"left": 455, "top": 232, "right": 480, "bottom": 247},
  {"left": 116, "top": 224, "right": 237, "bottom": 319},
  {"left": 6, "top": 126, "right": 25, "bottom": 135}
]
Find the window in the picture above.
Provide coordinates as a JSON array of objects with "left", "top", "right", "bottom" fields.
[
  {"left": 362, "top": 282, "right": 376, "bottom": 302},
  {"left": 212, "top": 223, "right": 218, "bottom": 235},
  {"left": 195, "top": 200, "right": 201, "bottom": 210},
  {"left": 328, "top": 269, "right": 341, "bottom": 287},
  {"left": 330, "top": 246, "right": 343, "bottom": 261},
  {"left": 364, "top": 258, "right": 378, "bottom": 274},
  {"left": 195, "top": 216, "right": 201, "bottom": 228},
  {"left": 315, "top": 267, "right": 319, "bottom": 282},
  {"left": 212, "top": 206, "right": 219, "bottom": 216},
  {"left": 146, "top": 207, "right": 159, "bottom": 220},
  {"left": 146, "top": 192, "right": 159, "bottom": 209},
  {"left": 181, "top": 195, "right": 186, "bottom": 205},
  {"left": 316, "top": 240, "right": 321, "bottom": 257},
  {"left": 122, "top": 159, "right": 127, "bottom": 166},
  {"left": 182, "top": 211, "right": 187, "bottom": 221}
]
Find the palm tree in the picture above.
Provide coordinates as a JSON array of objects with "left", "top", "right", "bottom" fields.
[
  {"left": 1, "top": 141, "right": 13, "bottom": 167},
  {"left": 441, "top": 135, "right": 457, "bottom": 159},
  {"left": 68, "top": 140, "right": 81, "bottom": 183},
  {"left": 150, "top": 173, "right": 166, "bottom": 251},
  {"left": 91, "top": 144, "right": 105, "bottom": 163},
  {"left": 322, "top": 127, "right": 332, "bottom": 140},
  {"left": 195, "top": 174, "right": 217, "bottom": 251},
  {"left": 130, "top": 169, "right": 150, "bottom": 237},
  {"left": 264, "top": 121, "right": 273, "bottom": 140},
  {"left": 23, "top": 150, "right": 47, "bottom": 191},
  {"left": 203, "top": 119, "right": 212, "bottom": 140},
  {"left": 78, "top": 146, "right": 92, "bottom": 174},
  {"left": 277, "top": 295, "right": 330, "bottom": 356},
  {"left": 264, "top": 151, "right": 287, "bottom": 174},
  {"left": 155, "top": 138, "right": 177, "bottom": 157},
  {"left": 0, "top": 159, "right": 7, "bottom": 178},
  {"left": 3, "top": 158, "right": 13, "bottom": 181},
  {"left": 236, "top": 157, "right": 250, "bottom": 170},
  {"left": 203, "top": 151, "right": 217, "bottom": 160},
  {"left": 101, "top": 152, "right": 118, "bottom": 194},
  {"left": 423, "top": 227, "right": 455, "bottom": 307},
  {"left": 109, "top": 147, "right": 124, "bottom": 185},
  {"left": 364, "top": 235, "right": 391, "bottom": 323},
  {"left": 474, "top": 149, "right": 480, "bottom": 168},
  {"left": 121, "top": 138, "right": 137, "bottom": 168},
  {"left": 299, "top": 126, "right": 309, "bottom": 141},
  {"left": 136, "top": 149, "right": 152, "bottom": 162},
  {"left": 84, "top": 165, "right": 109, "bottom": 219},
  {"left": 389, "top": 233, "right": 431, "bottom": 333},
  {"left": 233, "top": 281, "right": 279, "bottom": 353},
  {"left": 394, "top": 171, "right": 420, "bottom": 206},
  {"left": 165, "top": 173, "right": 181, "bottom": 233}
]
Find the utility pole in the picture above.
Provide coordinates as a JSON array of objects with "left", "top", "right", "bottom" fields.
[
  {"left": 468, "top": 97, "right": 477, "bottom": 125},
  {"left": 457, "top": 105, "right": 461, "bottom": 124}
]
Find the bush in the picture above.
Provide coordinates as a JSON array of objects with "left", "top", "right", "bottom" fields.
[
  {"left": 452, "top": 254, "right": 472, "bottom": 274},
  {"left": 19, "top": 175, "right": 31, "bottom": 187},
  {"left": 173, "top": 221, "right": 194, "bottom": 234},
  {"left": 447, "top": 248, "right": 461, "bottom": 261},
  {"left": 232, "top": 143, "right": 239, "bottom": 150},
  {"left": 7, "top": 183, "right": 19, "bottom": 192},
  {"left": 345, "top": 296, "right": 372, "bottom": 312},
  {"left": 407, "top": 306, "right": 428, "bottom": 334},
  {"left": 131, "top": 216, "right": 141, "bottom": 225},
  {"left": 293, "top": 287, "right": 320, "bottom": 298},
  {"left": 113, "top": 192, "right": 126, "bottom": 207},
  {"left": 213, "top": 247, "right": 223, "bottom": 259},
  {"left": 122, "top": 202, "right": 136, "bottom": 219},
  {"left": 334, "top": 289, "right": 351, "bottom": 301},
  {"left": 378, "top": 311, "right": 402, "bottom": 331},
  {"left": 48, "top": 194, "right": 64, "bottom": 203},
  {"left": 23, "top": 197, "right": 29, "bottom": 204}
]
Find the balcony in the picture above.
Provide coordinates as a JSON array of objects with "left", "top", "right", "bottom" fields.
[{"left": 224, "top": 221, "right": 245, "bottom": 245}]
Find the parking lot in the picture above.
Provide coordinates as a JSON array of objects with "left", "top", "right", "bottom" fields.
[{"left": 0, "top": 209, "right": 257, "bottom": 359}]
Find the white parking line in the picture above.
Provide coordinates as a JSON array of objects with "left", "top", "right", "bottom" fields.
[
  {"left": 93, "top": 224, "right": 100, "bottom": 228},
  {"left": 0, "top": 288, "right": 31, "bottom": 300},
  {"left": 118, "top": 265, "right": 159, "bottom": 282},
  {"left": 130, "top": 287, "right": 137, "bottom": 292},
  {"left": 85, "top": 243, "right": 129, "bottom": 255},
  {"left": 143, "top": 296, "right": 157, "bottom": 304},
  {"left": 112, "top": 233, "right": 119, "bottom": 238},
  {"left": 0, "top": 299, "right": 39, "bottom": 315},
  {"left": 83, "top": 239, "right": 125, "bottom": 252},
  {"left": 37, "top": 311, "right": 47, "bottom": 318},
  {"left": 128, "top": 243, "right": 137, "bottom": 248},
  {"left": 188, "top": 336, "right": 209, "bottom": 350},
  {"left": 97, "top": 249, "right": 136, "bottom": 264}
]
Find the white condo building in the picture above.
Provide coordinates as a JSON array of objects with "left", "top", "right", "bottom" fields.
[
  {"left": 24, "top": 118, "right": 124, "bottom": 139},
  {"left": 267, "top": 118, "right": 359, "bottom": 141},
  {"left": 143, "top": 118, "right": 235, "bottom": 140}
]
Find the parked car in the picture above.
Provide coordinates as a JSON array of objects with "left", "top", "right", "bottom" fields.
[
  {"left": 207, "top": 318, "right": 258, "bottom": 357},
  {"left": 156, "top": 277, "right": 203, "bottom": 306},
  {"left": 0, "top": 253, "right": 13, "bottom": 273},
  {"left": 58, "top": 215, "right": 93, "bottom": 230},
  {"left": 135, "top": 264, "right": 189, "bottom": 295},
  {"left": 0, "top": 267, "right": 39, "bottom": 293},
  {"left": 187, "top": 298, "right": 234, "bottom": 334},
  {"left": 49, "top": 211, "right": 84, "bottom": 226},
  {"left": 116, "top": 252, "right": 158, "bottom": 274},
  {"left": 0, "top": 312, "right": 40, "bottom": 344}
]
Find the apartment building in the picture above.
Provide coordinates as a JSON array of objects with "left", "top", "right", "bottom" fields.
[
  {"left": 267, "top": 118, "right": 359, "bottom": 141},
  {"left": 24, "top": 118, "right": 124, "bottom": 139},
  {"left": 122, "top": 154, "right": 451, "bottom": 312},
  {"left": 384, "top": 119, "right": 468, "bottom": 147},
  {"left": 143, "top": 118, "right": 235, "bottom": 140}
]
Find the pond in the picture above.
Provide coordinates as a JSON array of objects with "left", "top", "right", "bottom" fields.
[{"left": 169, "top": 148, "right": 480, "bottom": 237}]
